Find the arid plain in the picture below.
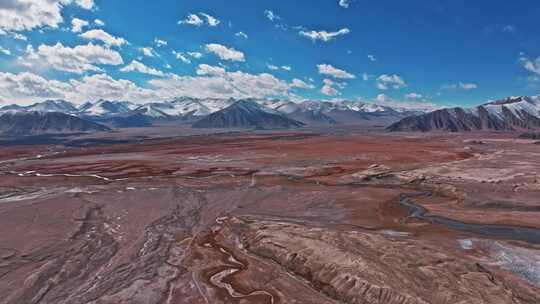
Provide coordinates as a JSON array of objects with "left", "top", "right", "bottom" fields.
[{"left": 0, "top": 128, "right": 539, "bottom": 304}]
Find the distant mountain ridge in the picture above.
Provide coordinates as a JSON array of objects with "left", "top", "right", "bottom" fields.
[
  {"left": 388, "top": 96, "right": 540, "bottom": 132},
  {"left": 192, "top": 100, "right": 304, "bottom": 129},
  {"left": 0, "top": 97, "right": 426, "bottom": 130},
  {"left": 0, "top": 111, "right": 110, "bottom": 136}
]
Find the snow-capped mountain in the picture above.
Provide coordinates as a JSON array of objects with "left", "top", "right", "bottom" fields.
[
  {"left": 388, "top": 95, "right": 540, "bottom": 132},
  {"left": 0, "top": 97, "right": 429, "bottom": 130},
  {"left": 0, "top": 111, "right": 110, "bottom": 135},
  {"left": 0, "top": 100, "right": 78, "bottom": 114},
  {"left": 192, "top": 100, "right": 304, "bottom": 129},
  {"left": 78, "top": 100, "right": 138, "bottom": 117}
]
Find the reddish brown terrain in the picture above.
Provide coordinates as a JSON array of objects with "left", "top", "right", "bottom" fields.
[{"left": 0, "top": 129, "right": 539, "bottom": 303}]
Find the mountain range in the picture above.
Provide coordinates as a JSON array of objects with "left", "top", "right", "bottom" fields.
[
  {"left": 0, "top": 111, "right": 110, "bottom": 136},
  {"left": 0, "top": 97, "right": 417, "bottom": 132},
  {"left": 388, "top": 96, "right": 540, "bottom": 132}
]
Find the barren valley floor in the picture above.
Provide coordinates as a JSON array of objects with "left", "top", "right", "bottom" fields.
[{"left": 0, "top": 129, "right": 539, "bottom": 304}]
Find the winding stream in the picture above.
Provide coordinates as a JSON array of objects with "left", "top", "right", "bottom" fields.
[{"left": 399, "top": 193, "right": 540, "bottom": 245}]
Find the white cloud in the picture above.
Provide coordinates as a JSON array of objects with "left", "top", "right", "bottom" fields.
[
  {"left": 367, "top": 54, "right": 377, "bottom": 62},
  {"left": 317, "top": 64, "right": 356, "bottom": 79},
  {"left": 291, "top": 78, "right": 314, "bottom": 89},
  {"left": 188, "top": 52, "right": 203, "bottom": 59},
  {"left": 149, "top": 68, "right": 297, "bottom": 100},
  {"left": 120, "top": 60, "right": 165, "bottom": 76},
  {"left": 267, "top": 64, "right": 279, "bottom": 71},
  {"left": 199, "top": 13, "right": 220, "bottom": 26},
  {"left": 178, "top": 12, "right": 220, "bottom": 27},
  {"left": 94, "top": 19, "right": 105, "bottom": 26},
  {"left": 196, "top": 64, "right": 226, "bottom": 76},
  {"left": 321, "top": 79, "right": 340, "bottom": 96},
  {"left": 264, "top": 10, "right": 281, "bottom": 22},
  {"left": 66, "top": 73, "right": 159, "bottom": 103},
  {"left": 339, "top": 0, "right": 351, "bottom": 8},
  {"left": 299, "top": 28, "right": 350, "bottom": 42},
  {"left": 206, "top": 43, "right": 245, "bottom": 62},
  {"left": 0, "top": 0, "right": 65, "bottom": 31},
  {"left": 441, "top": 82, "right": 478, "bottom": 90},
  {"left": 80, "top": 29, "right": 127, "bottom": 47},
  {"left": 268, "top": 64, "right": 291, "bottom": 71},
  {"left": 0, "top": 71, "right": 70, "bottom": 104},
  {"left": 459, "top": 83, "right": 478, "bottom": 90},
  {"left": 0, "top": 66, "right": 309, "bottom": 105},
  {"left": 139, "top": 47, "right": 157, "bottom": 57},
  {"left": 178, "top": 14, "right": 203, "bottom": 26},
  {"left": 0, "top": 46, "right": 11, "bottom": 56},
  {"left": 12, "top": 33, "right": 27, "bottom": 40},
  {"left": 376, "top": 74, "right": 406, "bottom": 90},
  {"left": 235, "top": 31, "right": 248, "bottom": 39},
  {"left": 74, "top": 0, "right": 94, "bottom": 10},
  {"left": 0, "top": 0, "right": 96, "bottom": 32},
  {"left": 71, "top": 17, "right": 88, "bottom": 33},
  {"left": 21, "top": 43, "right": 124, "bottom": 74},
  {"left": 520, "top": 55, "right": 540, "bottom": 76},
  {"left": 172, "top": 51, "right": 191, "bottom": 64},
  {"left": 0, "top": 71, "right": 161, "bottom": 105},
  {"left": 154, "top": 38, "right": 167, "bottom": 47},
  {"left": 405, "top": 93, "right": 423, "bottom": 100},
  {"left": 373, "top": 94, "right": 439, "bottom": 112}
]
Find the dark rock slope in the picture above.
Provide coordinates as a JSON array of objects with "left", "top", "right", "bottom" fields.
[
  {"left": 193, "top": 100, "right": 304, "bottom": 129},
  {"left": 0, "top": 111, "right": 111, "bottom": 135},
  {"left": 388, "top": 96, "right": 540, "bottom": 132}
]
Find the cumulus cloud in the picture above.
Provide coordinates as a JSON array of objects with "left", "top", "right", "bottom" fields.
[
  {"left": 199, "top": 13, "right": 220, "bottom": 26},
  {"left": 149, "top": 67, "right": 300, "bottom": 100},
  {"left": 94, "top": 19, "right": 105, "bottom": 26},
  {"left": 21, "top": 43, "right": 124, "bottom": 74},
  {"left": 66, "top": 73, "right": 159, "bottom": 103},
  {"left": 405, "top": 92, "right": 423, "bottom": 100},
  {"left": 339, "top": 0, "right": 351, "bottom": 8},
  {"left": 0, "top": 66, "right": 309, "bottom": 104},
  {"left": 74, "top": 0, "right": 94, "bottom": 10},
  {"left": 80, "top": 29, "right": 127, "bottom": 47},
  {"left": 120, "top": 60, "right": 165, "bottom": 76},
  {"left": 299, "top": 28, "right": 350, "bottom": 42},
  {"left": 0, "top": 0, "right": 65, "bottom": 31},
  {"left": 0, "top": 0, "right": 94, "bottom": 32},
  {"left": 188, "top": 52, "right": 203, "bottom": 59},
  {"left": 367, "top": 54, "right": 377, "bottom": 62},
  {"left": 154, "top": 38, "right": 167, "bottom": 47},
  {"left": 71, "top": 17, "right": 89, "bottom": 33},
  {"left": 264, "top": 10, "right": 281, "bottom": 22},
  {"left": 139, "top": 47, "right": 157, "bottom": 57},
  {"left": 267, "top": 64, "right": 291, "bottom": 71},
  {"left": 291, "top": 78, "right": 314, "bottom": 89},
  {"left": 321, "top": 79, "right": 341, "bottom": 96},
  {"left": 172, "top": 50, "right": 191, "bottom": 64},
  {"left": 0, "top": 46, "right": 11, "bottom": 56},
  {"left": 317, "top": 64, "right": 356, "bottom": 79},
  {"left": 178, "top": 12, "right": 220, "bottom": 27},
  {"left": 441, "top": 82, "right": 478, "bottom": 90},
  {"left": 376, "top": 74, "right": 406, "bottom": 90},
  {"left": 520, "top": 55, "right": 540, "bottom": 76},
  {"left": 206, "top": 43, "right": 245, "bottom": 62},
  {"left": 196, "top": 64, "right": 226, "bottom": 76},
  {"left": 372, "top": 94, "right": 439, "bottom": 112},
  {"left": 0, "top": 71, "right": 69, "bottom": 104}
]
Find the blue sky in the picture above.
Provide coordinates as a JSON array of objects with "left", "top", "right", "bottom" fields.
[{"left": 1, "top": 0, "right": 540, "bottom": 109}]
